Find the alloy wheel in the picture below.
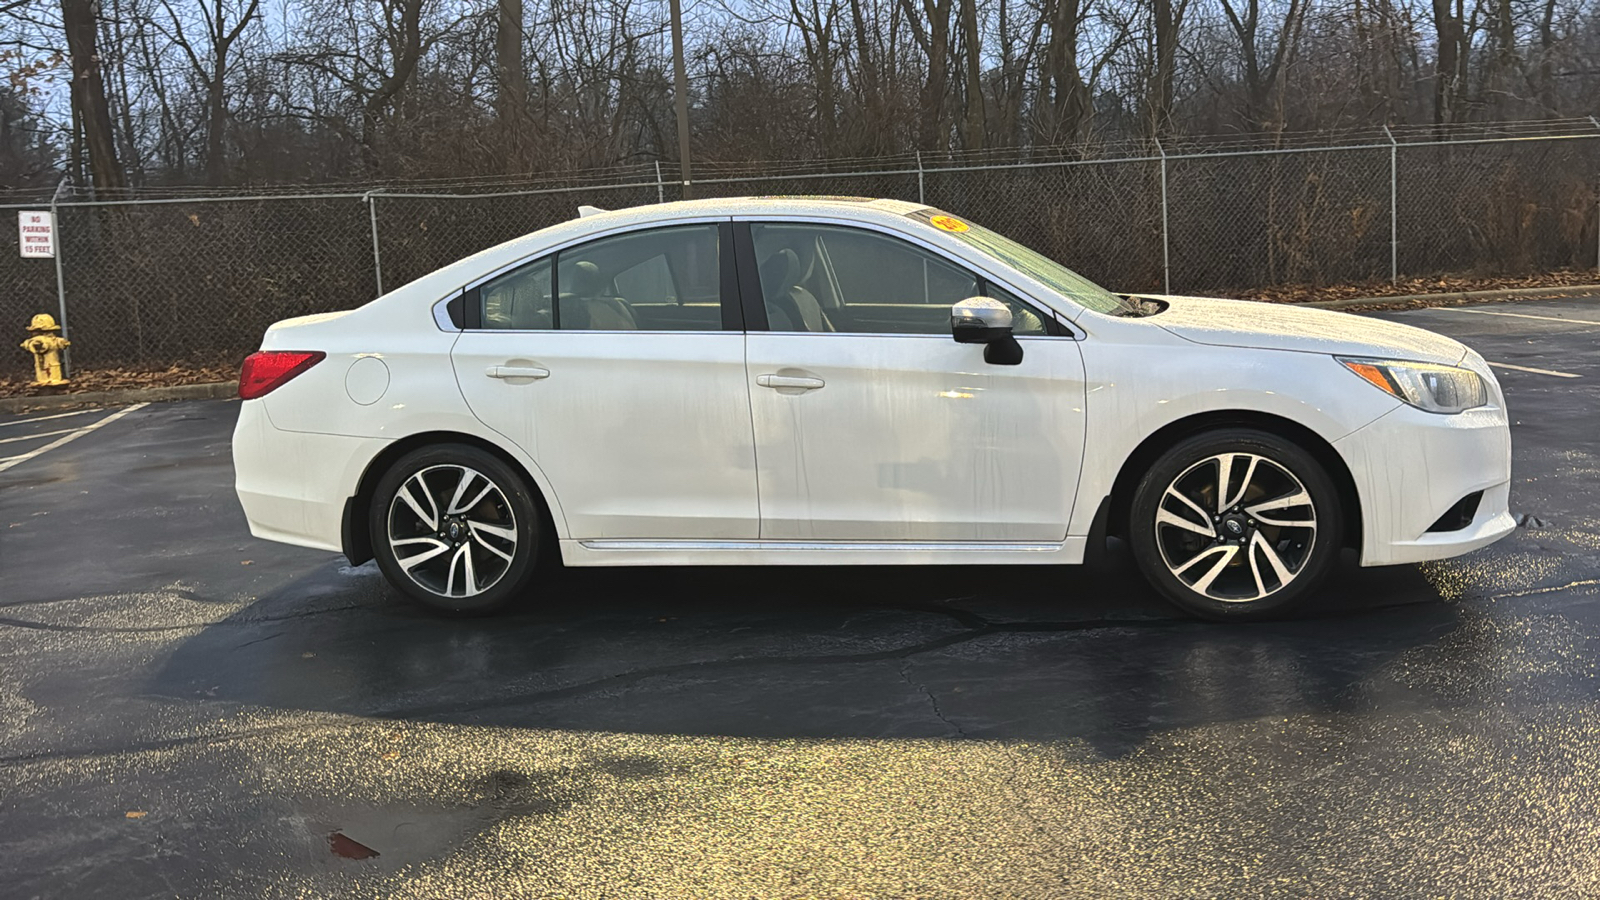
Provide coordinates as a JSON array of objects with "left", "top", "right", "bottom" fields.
[
  {"left": 1153, "top": 452, "right": 1317, "bottom": 603},
  {"left": 387, "top": 464, "right": 518, "bottom": 598}
]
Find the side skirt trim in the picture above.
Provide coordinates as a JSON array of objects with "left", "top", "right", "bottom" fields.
[
  {"left": 560, "top": 537, "right": 1087, "bottom": 567},
  {"left": 578, "top": 539, "right": 1063, "bottom": 552}
]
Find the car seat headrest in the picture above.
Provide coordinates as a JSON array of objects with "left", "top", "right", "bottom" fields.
[
  {"left": 759, "top": 248, "right": 799, "bottom": 294},
  {"left": 567, "top": 260, "right": 604, "bottom": 296}
]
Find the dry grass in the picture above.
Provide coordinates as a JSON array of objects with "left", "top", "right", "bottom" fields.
[{"left": 0, "top": 363, "right": 237, "bottom": 399}]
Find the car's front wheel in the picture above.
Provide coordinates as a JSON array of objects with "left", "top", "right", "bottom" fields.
[
  {"left": 369, "top": 444, "right": 541, "bottom": 614},
  {"left": 1128, "top": 429, "right": 1343, "bottom": 620}
]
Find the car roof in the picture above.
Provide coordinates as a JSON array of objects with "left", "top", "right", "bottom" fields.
[
  {"left": 385, "top": 196, "right": 934, "bottom": 304},
  {"left": 575, "top": 195, "right": 926, "bottom": 226}
]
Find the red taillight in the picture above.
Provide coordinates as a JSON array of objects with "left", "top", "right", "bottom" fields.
[{"left": 239, "top": 350, "right": 326, "bottom": 400}]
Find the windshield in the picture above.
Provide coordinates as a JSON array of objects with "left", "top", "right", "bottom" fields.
[{"left": 907, "top": 209, "right": 1134, "bottom": 316}]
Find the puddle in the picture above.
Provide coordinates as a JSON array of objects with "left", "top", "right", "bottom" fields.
[{"left": 317, "top": 805, "right": 498, "bottom": 866}]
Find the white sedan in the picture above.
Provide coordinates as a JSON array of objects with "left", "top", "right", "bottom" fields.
[{"left": 233, "top": 197, "right": 1514, "bottom": 619}]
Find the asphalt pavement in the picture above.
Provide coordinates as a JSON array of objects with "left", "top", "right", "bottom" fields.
[{"left": 2, "top": 298, "right": 1599, "bottom": 898}]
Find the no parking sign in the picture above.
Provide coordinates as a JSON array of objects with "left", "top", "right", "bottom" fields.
[{"left": 18, "top": 211, "right": 55, "bottom": 258}]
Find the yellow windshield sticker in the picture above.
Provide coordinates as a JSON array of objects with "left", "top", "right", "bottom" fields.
[{"left": 929, "top": 215, "right": 970, "bottom": 233}]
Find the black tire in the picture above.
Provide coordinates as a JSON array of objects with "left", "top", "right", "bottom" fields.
[
  {"left": 369, "top": 443, "right": 541, "bottom": 615},
  {"left": 1128, "top": 428, "right": 1343, "bottom": 621}
]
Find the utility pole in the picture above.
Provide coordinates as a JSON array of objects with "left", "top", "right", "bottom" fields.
[{"left": 669, "top": 0, "right": 693, "bottom": 199}]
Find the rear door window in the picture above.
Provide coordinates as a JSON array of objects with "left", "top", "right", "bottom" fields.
[{"left": 471, "top": 223, "right": 725, "bottom": 331}]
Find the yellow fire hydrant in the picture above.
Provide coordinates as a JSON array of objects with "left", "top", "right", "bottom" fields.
[{"left": 20, "top": 314, "right": 70, "bottom": 386}]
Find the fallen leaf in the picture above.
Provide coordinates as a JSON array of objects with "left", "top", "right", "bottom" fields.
[
  {"left": 125, "top": 811, "right": 146, "bottom": 819},
  {"left": 0, "top": 362, "right": 240, "bottom": 400},
  {"left": 328, "top": 832, "right": 379, "bottom": 860}
]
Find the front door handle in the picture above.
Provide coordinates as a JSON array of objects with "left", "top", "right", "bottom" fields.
[
  {"left": 486, "top": 365, "right": 550, "bottom": 380},
  {"left": 756, "top": 373, "right": 825, "bottom": 391}
]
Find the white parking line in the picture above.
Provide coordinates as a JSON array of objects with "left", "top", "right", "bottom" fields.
[
  {"left": 1488, "top": 361, "right": 1581, "bottom": 378},
  {"left": 0, "top": 427, "right": 81, "bottom": 446},
  {"left": 0, "top": 404, "right": 148, "bottom": 475},
  {"left": 1439, "top": 307, "right": 1600, "bottom": 326},
  {"left": 0, "top": 407, "right": 106, "bottom": 429}
]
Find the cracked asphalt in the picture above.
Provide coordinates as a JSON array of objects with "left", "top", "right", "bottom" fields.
[{"left": 2, "top": 298, "right": 1599, "bottom": 898}]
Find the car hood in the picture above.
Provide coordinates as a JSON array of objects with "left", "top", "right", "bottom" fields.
[{"left": 1135, "top": 294, "right": 1467, "bottom": 365}]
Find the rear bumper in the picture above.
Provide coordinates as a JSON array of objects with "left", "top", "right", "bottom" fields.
[
  {"left": 232, "top": 400, "right": 388, "bottom": 553},
  {"left": 1335, "top": 400, "right": 1514, "bottom": 567}
]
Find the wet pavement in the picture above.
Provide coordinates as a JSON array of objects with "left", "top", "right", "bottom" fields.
[{"left": 2, "top": 298, "right": 1599, "bottom": 898}]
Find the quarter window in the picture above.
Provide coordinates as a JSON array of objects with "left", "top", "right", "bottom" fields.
[{"left": 481, "top": 258, "right": 552, "bottom": 330}]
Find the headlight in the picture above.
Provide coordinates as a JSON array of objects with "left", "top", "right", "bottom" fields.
[{"left": 1337, "top": 356, "right": 1487, "bottom": 414}]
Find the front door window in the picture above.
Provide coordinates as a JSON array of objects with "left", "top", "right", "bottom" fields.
[{"left": 748, "top": 223, "right": 1049, "bottom": 335}]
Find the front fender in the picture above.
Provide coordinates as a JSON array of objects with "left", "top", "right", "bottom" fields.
[{"left": 1068, "top": 326, "right": 1400, "bottom": 536}]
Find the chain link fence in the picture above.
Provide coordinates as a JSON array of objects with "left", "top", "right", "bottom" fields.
[
  {"left": 2, "top": 123, "right": 1597, "bottom": 377},
  {"left": 1167, "top": 146, "right": 1392, "bottom": 289},
  {"left": 43, "top": 197, "right": 374, "bottom": 374}
]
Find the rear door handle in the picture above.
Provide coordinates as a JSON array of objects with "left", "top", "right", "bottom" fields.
[
  {"left": 486, "top": 365, "right": 550, "bottom": 380},
  {"left": 756, "top": 374, "right": 825, "bottom": 391}
]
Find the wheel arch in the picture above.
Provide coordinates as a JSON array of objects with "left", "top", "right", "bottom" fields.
[
  {"left": 341, "top": 431, "right": 561, "bottom": 566},
  {"left": 1104, "top": 411, "right": 1362, "bottom": 549}
]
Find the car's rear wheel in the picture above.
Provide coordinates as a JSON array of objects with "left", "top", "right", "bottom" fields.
[
  {"left": 1128, "top": 429, "right": 1342, "bottom": 620},
  {"left": 369, "top": 444, "right": 540, "bottom": 614}
]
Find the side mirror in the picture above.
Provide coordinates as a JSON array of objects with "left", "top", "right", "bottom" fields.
[
  {"left": 951, "top": 297, "right": 1023, "bottom": 366},
  {"left": 951, "top": 297, "right": 1012, "bottom": 343}
]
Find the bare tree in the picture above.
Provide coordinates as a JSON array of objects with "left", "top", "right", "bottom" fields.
[
  {"left": 1040, "top": 0, "right": 1094, "bottom": 141},
  {"left": 790, "top": 0, "right": 842, "bottom": 152},
  {"left": 900, "top": 0, "right": 955, "bottom": 148},
  {"left": 1, "top": 0, "right": 1595, "bottom": 190},
  {"left": 1216, "top": 0, "right": 1309, "bottom": 130},
  {"left": 955, "top": 0, "right": 983, "bottom": 148},
  {"left": 494, "top": 0, "right": 526, "bottom": 166},
  {"left": 1431, "top": 0, "right": 1472, "bottom": 124},
  {"left": 154, "top": 0, "right": 262, "bottom": 183},
  {"left": 1149, "top": 0, "right": 1186, "bottom": 136},
  {"left": 61, "top": 0, "right": 125, "bottom": 189}
]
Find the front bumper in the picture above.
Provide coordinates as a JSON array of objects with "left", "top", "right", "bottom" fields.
[
  {"left": 233, "top": 400, "right": 389, "bottom": 553},
  {"left": 1334, "top": 398, "right": 1514, "bottom": 567}
]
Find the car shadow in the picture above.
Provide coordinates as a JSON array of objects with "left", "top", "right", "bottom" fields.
[{"left": 152, "top": 541, "right": 1469, "bottom": 756}]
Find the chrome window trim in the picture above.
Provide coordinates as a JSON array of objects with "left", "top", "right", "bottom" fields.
[
  {"left": 458, "top": 329, "right": 735, "bottom": 336},
  {"left": 444, "top": 211, "right": 1085, "bottom": 339},
  {"left": 432, "top": 292, "right": 462, "bottom": 332},
  {"left": 744, "top": 331, "right": 1072, "bottom": 341}
]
